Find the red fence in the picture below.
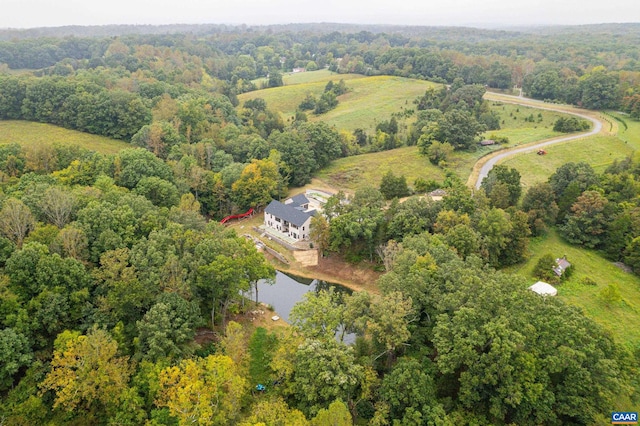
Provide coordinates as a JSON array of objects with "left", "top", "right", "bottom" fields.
[{"left": 220, "top": 207, "right": 254, "bottom": 224}]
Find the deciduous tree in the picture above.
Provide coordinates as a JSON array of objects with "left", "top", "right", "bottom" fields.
[
  {"left": 156, "top": 354, "right": 247, "bottom": 425},
  {"left": 40, "top": 186, "right": 76, "bottom": 228},
  {"left": 560, "top": 190, "right": 609, "bottom": 248},
  {"left": 521, "top": 182, "right": 559, "bottom": 235},
  {"left": 0, "top": 198, "right": 35, "bottom": 248},
  {"left": 40, "top": 327, "right": 132, "bottom": 413},
  {"left": 136, "top": 293, "right": 201, "bottom": 362},
  {"left": 289, "top": 338, "right": 364, "bottom": 417},
  {"left": 0, "top": 327, "right": 32, "bottom": 391}
]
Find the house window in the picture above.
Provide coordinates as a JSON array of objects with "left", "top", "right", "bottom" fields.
[{"left": 275, "top": 218, "right": 281, "bottom": 223}]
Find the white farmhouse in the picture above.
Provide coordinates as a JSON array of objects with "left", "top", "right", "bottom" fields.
[{"left": 264, "top": 194, "right": 315, "bottom": 241}]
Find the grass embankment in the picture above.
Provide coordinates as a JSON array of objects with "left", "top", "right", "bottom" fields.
[
  {"left": 607, "top": 111, "right": 640, "bottom": 151},
  {"left": 506, "top": 230, "right": 640, "bottom": 350},
  {"left": 239, "top": 71, "right": 438, "bottom": 133},
  {"left": 0, "top": 120, "right": 130, "bottom": 154}
]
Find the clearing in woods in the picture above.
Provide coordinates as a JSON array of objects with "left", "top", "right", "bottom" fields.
[
  {"left": 506, "top": 229, "right": 640, "bottom": 351},
  {"left": 0, "top": 120, "right": 131, "bottom": 154}
]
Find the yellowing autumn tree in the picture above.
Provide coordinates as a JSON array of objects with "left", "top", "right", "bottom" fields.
[
  {"left": 40, "top": 327, "right": 132, "bottom": 412},
  {"left": 156, "top": 354, "right": 247, "bottom": 425},
  {"left": 231, "top": 157, "right": 284, "bottom": 210}
]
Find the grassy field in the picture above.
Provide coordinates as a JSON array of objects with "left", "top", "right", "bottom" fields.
[
  {"left": 501, "top": 135, "right": 634, "bottom": 191},
  {"left": 239, "top": 71, "right": 438, "bottom": 133},
  {"left": 251, "top": 68, "right": 363, "bottom": 87},
  {"left": 506, "top": 229, "right": 640, "bottom": 350},
  {"left": 282, "top": 69, "right": 364, "bottom": 85},
  {"left": 316, "top": 146, "right": 446, "bottom": 191},
  {"left": 0, "top": 120, "right": 131, "bottom": 154},
  {"left": 314, "top": 101, "right": 575, "bottom": 191},
  {"left": 607, "top": 111, "right": 640, "bottom": 151},
  {"left": 483, "top": 102, "right": 566, "bottom": 145}
]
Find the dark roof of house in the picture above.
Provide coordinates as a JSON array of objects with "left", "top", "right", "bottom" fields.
[
  {"left": 265, "top": 200, "right": 313, "bottom": 227},
  {"left": 553, "top": 257, "right": 571, "bottom": 276},
  {"left": 287, "top": 193, "right": 310, "bottom": 207}
]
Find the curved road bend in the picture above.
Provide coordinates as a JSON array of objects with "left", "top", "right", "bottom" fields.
[{"left": 473, "top": 94, "right": 603, "bottom": 189}]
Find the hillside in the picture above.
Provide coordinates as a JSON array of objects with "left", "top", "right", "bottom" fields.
[
  {"left": 238, "top": 70, "right": 439, "bottom": 132},
  {"left": 0, "top": 120, "right": 131, "bottom": 154},
  {"left": 507, "top": 230, "right": 640, "bottom": 350}
]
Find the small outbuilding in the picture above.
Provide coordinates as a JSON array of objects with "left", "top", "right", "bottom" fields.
[
  {"left": 479, "top": 139, "right": 496, "bottom": 146},
  {"left": 553, "top": 256, "right": 571, "bottom": 277},
  {"left": 529, "top": 281, "right": 558, "bottom": 296},
  {"left": 428, "top": 189, "right": 448, "bottom": 201}
]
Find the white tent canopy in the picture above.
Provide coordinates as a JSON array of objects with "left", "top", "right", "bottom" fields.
[{"left": 529, "top": 281, "right": 558, "bottom": 296}]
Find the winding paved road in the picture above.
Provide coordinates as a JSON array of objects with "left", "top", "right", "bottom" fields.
[{"left": 473, "top": 94, "right": 603, "bottom": 189}]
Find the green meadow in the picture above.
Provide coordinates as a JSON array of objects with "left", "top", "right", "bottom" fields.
[
  {"left": 482, "top": 102, "right": 567, "bottom": 146},
  {"left": 506, "top": 229, "right": 640, "bottom": 350},
  {"left": 239, "top": 71, "right": 438, "bottom": 133},
  {"left": 500, "top": 111, "right": 638, "bottom": 192},
  {"left": 0, "top": 120, "right": 131, "bottom": 154},
  {"left": 501, "top": 135, "right": 633, "bottom": 191},
  {"left": 316, "top": 146, "right": 445, "bottom": 191},
  {"left": 316, "top": 97, "right": 577, "bottom": 191}
]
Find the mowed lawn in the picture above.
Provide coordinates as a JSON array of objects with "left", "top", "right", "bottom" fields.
[
  {"left": 317, "top": 146, "right": 447, "bottom": 191},
  {"left": 608, "top": 111, "right": 640, "bottom": 151},
  {"left": 506, "top": 230, "right": 640, "bottom": 350},
  {"left": 316, "top": 76, "right": 437, "bottom": 132},
  {"left": 0, "top": 120, "right": 131, "bottom": 154},
  {"left": 501, "top": 135, "right": 634, "bottom": 191},
  {"left": 239, "top": 71, "right": 438, "bottom": 133},
  {"left": 483, "top": 102, "right": 567, "bottom": 146}
]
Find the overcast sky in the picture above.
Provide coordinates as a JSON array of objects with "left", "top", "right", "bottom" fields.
[{"left": 1, "top": 0, "right": 638, "bottom": 29}]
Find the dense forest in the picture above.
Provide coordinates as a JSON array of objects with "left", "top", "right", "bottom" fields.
[{"left": 0, "top": 23, "right": 639, "bottom": 425}]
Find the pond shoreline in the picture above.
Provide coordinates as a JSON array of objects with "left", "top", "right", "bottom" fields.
[{"left": 273, "top": 255, "right": 382, "bottom": 295}]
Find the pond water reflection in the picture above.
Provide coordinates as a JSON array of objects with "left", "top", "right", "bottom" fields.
[{"left": 252, "top": 270, "right": 352, "bottom": 324}]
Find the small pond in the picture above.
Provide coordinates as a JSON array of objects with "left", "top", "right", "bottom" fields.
[
  {"left": 249, "top": 270, "right": 356, "bottom": 342},
  {"left": 251, "top": 270, "right": 352, "bottom": 323}
]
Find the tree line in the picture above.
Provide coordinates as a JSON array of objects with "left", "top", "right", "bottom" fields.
[{"left": 2, "top": 24, "right": 640, "bottom": 114}]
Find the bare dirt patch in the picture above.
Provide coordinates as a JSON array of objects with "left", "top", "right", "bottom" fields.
[
  {"left": 229, "top": 303, "right": 291, "bottom": 331},
  {"left": 282, "top": 254, "right": 382, "bottom": 294},
  {"left": 293, "top": 249, "right": 319, "bottom": 266},
  {"left": 613, "top": 261, "right": 633, "bottom": 273},
  {"left": 194, "top": 328, "right": 219, "bottom": 346}
]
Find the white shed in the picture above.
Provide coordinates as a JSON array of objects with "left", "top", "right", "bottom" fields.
[{"left": 528, "top": 281, "right": 558, "bottom": 296}]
